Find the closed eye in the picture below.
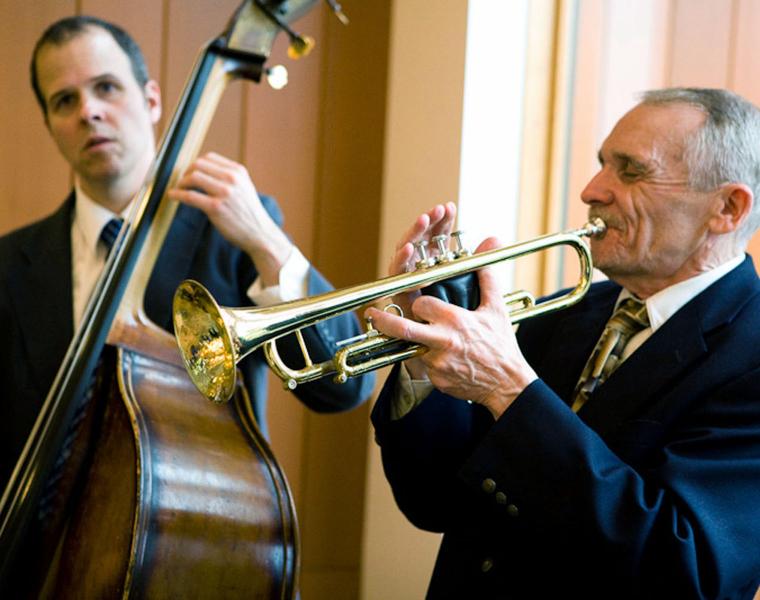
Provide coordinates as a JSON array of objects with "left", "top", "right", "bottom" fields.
[{"left": 613, "top": 153, "right": 649, "bottom": 181}]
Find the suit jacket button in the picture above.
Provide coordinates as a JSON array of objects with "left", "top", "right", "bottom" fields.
[
  {"left": 495, "top": 492, "right": 507, "bottom": 505},
  {"left": 507, "top": 504, "right": 519, "bottom": 518},
  {"left": 481, "top": 558, "right": 494, "bottom": 572},
  {"left": 481, "top": 478, "right": 496, "bottom": 494}
]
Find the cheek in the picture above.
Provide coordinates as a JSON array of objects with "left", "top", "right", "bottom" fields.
[
  {"left": 124, "top": 108, "right": 155, "bottom": 143},
  {"left": 590, "top": 234, "right": 622, "bottom": 262},
  {"left": 49, "top": 125, "right": 76, "bottom": 156}
]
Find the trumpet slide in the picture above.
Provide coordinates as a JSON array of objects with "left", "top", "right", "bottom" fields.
[{"left": 173, "top": 218, "right": 606, "bottom": 403}]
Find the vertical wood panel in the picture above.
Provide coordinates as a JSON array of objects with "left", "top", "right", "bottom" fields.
[
  {"left": 165, "top": 0, "right": 243, "bottom": 160},
  {"left": 301, "top": 3, "right": 389, "bottom": 587},
  {"left": 245, "top": 8, "right": 324, "bottom": 254},
  {"left": 311, "top": 3, "right": 389, "bottom": 287},
  {"left": 375, "top": 0, "right": 468, "bottom": 264},
  {"left": 0, "top": 2, "right": 75, "bottom": 235}
]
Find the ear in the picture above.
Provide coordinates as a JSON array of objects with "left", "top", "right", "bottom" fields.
[
  {"left": 708, "top": 183, "right": 753, "bottom": 234},
  {"left": 143, "top": 79, "right": 162, "bottom": 125}
]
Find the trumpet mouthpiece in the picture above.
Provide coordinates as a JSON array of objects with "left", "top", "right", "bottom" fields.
[{"left": 585, "top": 218, "right": 607, "bottom": 237}]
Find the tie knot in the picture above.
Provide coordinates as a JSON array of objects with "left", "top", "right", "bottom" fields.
[
  {"left": 608, "top": 297, "right": 650, "bottom": 332},
  {"left": 100, "top": 218, "right": 124, "bottom": 252}
]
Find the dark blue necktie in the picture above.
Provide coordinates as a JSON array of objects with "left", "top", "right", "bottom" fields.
[{"left": 100, "top": 217, "right": 124, "bottom": 253}]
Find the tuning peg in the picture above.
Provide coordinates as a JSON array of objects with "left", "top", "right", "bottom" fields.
[
  {"left": 287, "top": 35, "right": 315, "bottom": 59},
  {"left": 266, "top": 65, "right": 289, "bottom": 90},
  {"left": 325, "top": 0, "right": 350, "bottom": 25}
]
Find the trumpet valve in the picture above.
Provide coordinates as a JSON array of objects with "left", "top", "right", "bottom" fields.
[
  {"left": 432, "top": 234, "right": 455, "bottom": 263},
  {"left": 414, "top": 240, "right": 436, "bottom": 269},
  {"left": 451, "top": 231, "right": 470, "bottom": 258}
]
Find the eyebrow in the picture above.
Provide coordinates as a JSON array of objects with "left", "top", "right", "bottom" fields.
[{"left": 597, "top": 149, "right": 653, "bottom": 173}]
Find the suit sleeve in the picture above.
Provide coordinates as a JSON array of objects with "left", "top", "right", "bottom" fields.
[{"left": 251, "top": 195, "right": 375, "bottom": 412}]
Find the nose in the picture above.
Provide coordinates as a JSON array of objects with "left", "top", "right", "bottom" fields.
[
  {"left": 580, "top": 166, "right": 614, "bottom": 207},
  {"left": 79, "top": 93, "right": 104, "bottom": 122}
]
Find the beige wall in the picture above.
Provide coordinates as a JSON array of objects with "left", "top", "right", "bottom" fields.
[{"left": 360, "top": 2, "right": 468, "bottom": 598}]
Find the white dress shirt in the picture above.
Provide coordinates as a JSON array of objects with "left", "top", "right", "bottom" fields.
[
  {"left": 618, "top": 254, "right": 744, "bottom": 359},
  {"left": 70, "top": 183, "right": 309, "bottom": 328}
]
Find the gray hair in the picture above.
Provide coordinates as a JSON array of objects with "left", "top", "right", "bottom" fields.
[{"left": 641, "top": 87, "right": 760, "bottom": 241}]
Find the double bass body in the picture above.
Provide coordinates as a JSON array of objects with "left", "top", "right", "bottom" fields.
[{"left": 51, "top": 348, "right": 297, "bottom": 598}]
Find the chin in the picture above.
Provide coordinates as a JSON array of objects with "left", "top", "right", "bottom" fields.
[
  {"left": 81, "top": 159, "right": 122, "bottom": 181},
  {"left": 590, "top": 246, "right": 629, "bottom": 277}
]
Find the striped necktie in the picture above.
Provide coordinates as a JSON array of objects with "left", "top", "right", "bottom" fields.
[
  {"left": 100, "top": 217, "right": 124, "bottom": 253},
  {"left": 571, "top": 297, "right": 650, "bottom": 412}
]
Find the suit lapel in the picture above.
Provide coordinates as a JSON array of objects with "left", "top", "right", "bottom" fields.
[
  {"left": 579, "top": 256, "right": 760, "bottom": 433},
  {"left": 10, "top": 196, "right": 75, "bottom": 391},
  {"left": 144, "top": 204, "right": 208, "bottom": 330}
]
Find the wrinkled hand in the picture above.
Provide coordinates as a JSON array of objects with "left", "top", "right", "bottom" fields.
[
  {"left": 168, "top": 152, "right": 292, "bottom": 286},
  {"left": 367, "top": 237, "right": 537, "bottom": 420}
]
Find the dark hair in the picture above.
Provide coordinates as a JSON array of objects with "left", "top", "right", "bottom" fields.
[{"left": 30, "top": 15, "right": 150, "bottom": 115}]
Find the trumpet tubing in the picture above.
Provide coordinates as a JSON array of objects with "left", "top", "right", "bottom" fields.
[{"left": 173, "top": 218, "right": 606, "bottom": 403}]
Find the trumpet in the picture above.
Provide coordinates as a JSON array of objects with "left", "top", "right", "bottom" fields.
[{"left": 173, "top": 218, "right": 606, "bottom": 403}]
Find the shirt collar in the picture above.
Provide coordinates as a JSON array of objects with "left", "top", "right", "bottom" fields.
[{"left": 618, "top": 254, "right": 745, "bottom": 332}]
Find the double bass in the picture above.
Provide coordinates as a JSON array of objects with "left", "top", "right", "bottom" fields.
[{"left": 0, "top": 1, "right": 342, "bottom": 596}]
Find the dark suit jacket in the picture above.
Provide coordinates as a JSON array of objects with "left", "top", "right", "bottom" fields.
[
  {"left": 0, "top": 193, "right": 374, "bottom": 488},
  {"left": 373, "top": 256, "right": 760, "bottom": 599}
]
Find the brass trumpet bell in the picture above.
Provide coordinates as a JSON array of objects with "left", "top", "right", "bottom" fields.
[{"left": 174, "top": 282, "right": 239, "bottom": 404}]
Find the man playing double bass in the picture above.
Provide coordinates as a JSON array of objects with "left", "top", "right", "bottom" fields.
[{"left": 0, "top": 13, "right": 372, "bottom": 540}]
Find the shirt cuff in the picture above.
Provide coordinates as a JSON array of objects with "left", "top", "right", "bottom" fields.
[
  {"left": 247, "top": 246, "right": 310, "bottom": 306},
  {"left": 390, "top": 364, "right": 435, "bottom": 420}
]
